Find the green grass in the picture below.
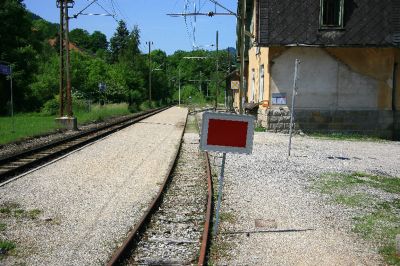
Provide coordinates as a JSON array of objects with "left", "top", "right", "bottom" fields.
[
  {"left": 74, "top": 103, "right": 130, "bottom": 124},
  {"left": 0, "top": 114, "right": 58, "bottom": 145},
  {"left": 0, "top": 223, "right": 6, "bottom": 231},
  {"left": 309, "top": 132, "right": 384, "bottom": 141},
  {"left": 334, "top": 193, "right": 374, "bottom": 207},
  {"left": 254, "top": 125, "right": 266, "bottom": 132},
  {"left": 0, "top": 103, "right": 131, "bottom": 145},
  {"left": 311, "top": 172, "right": 400, "bottom": 265},
  {"left": 184, "top": 114, "right": 198, "bottom": 133},
  {"left": 0, "top": 202, "right": 41, "bottom": 220},
  {"left": 0, "top": 240, "right": 16, "bottom": 258}
]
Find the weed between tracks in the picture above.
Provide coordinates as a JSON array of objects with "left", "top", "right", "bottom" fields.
[
  {"left": 0, "top": 201, "right": 43, "bottom": 260},
  {"left": 311, "top": 172, "right": 400, "bottom": 265}
]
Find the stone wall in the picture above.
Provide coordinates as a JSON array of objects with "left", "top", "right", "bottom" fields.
[
  {"left": 258, "top": 108, "right": 396, "bottom": 139},
  {"left": 395, "top": 111, "right": 400, "bottom": 140}
]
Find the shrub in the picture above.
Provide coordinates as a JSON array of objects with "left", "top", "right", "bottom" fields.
[{"left": 41, "top": 98, "right": 59, "bottom": 115}]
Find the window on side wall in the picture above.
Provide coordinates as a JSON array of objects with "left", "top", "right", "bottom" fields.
[
  {"left": 258, "top": 65, "right": 264, "bottom": 103},
  {"left": 251, "top": 69, "right": 255, "bottom": 103},
  {"left": 320, "top": 0, "right": 344, "bottom": 29}
]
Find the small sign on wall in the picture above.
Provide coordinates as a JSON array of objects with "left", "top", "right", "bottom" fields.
[
  {"left": 231, "top": 81, "right": 240, "bottom": 90},
  {"left": 271, "top": 93, "right": 287, "bottom": 105}
]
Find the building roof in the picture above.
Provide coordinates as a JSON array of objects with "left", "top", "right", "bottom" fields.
[{"left": 255, "top": 0, "right": 400, "bottom": 47}]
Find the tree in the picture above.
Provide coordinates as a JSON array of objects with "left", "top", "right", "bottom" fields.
[
  {"left": 110, "top": 20, "right": 129, "bottom": 63},
  {"left": 90, "top": 31, "right": 108, "bottom": 53},
  {"left": 69, "top": 28, "right": 91, "bottom": 50},
  {"left": 0, "top": 0, "right": 39, "bottom": 114}
]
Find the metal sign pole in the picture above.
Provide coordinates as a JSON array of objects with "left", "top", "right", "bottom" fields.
[
  {"left": 10, "top": 66, "right": 14, "bottom": 133},
  {"left": 213, "top": 152, "right": 227, "bottom": 236},
  {"left": 288, "top": 59, "right": 300, "bottom": 157}
]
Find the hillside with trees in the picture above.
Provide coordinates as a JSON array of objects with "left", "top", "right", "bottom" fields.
[{"left": 0, "top": 0, "right": 234, "bottom": 117}]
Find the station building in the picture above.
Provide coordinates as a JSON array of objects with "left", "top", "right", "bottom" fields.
[{"left": 235, "top": 0, "right": 400, "bottom": 139}]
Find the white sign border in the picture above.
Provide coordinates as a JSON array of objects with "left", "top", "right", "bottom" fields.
[{"left": 200, "top": 112, "right": 255, "bottom": 154}]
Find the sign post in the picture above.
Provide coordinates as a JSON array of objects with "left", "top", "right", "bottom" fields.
[
  {"left": 0, "top": 63, "right": 14, "bottom": 133},
  {"left": 288, "top": 59, "right": 300, "bottom": 157},
  {"left": 200, "top": 112, "right": 254, "bottom": 235}
]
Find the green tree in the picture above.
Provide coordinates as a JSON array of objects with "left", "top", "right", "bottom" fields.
[
  {"left": 69, "top": 28, "right": 91, "bottom": 50},
  {"left": 0, "top": 0, "right": 40, "bottom": 114},
  {"left": 90, "top": 31, "right": 108, "bottom": 53},
  {"left": 110, "top": 20, "right": 129, "bottom": 63}
]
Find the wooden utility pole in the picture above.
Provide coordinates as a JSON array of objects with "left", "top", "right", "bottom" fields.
[
  {"left": 239, "top": 0, "right": 246, "bottom": 114},
  {"left": 146, "top": 41, "right": 153, "bottom": 104},
  {"left": 64, "top": 0, "right": 72, "bottom": 117},
  {"left": 58, "top": 0, "right": 64, "bottom": 116},
  {"left": 215, "top": 30, "right": 219, "bottom": 110}
]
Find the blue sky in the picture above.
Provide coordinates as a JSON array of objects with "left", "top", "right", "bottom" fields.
[{"left": 24, "top": 0, "right": 238, "bottom": 55}]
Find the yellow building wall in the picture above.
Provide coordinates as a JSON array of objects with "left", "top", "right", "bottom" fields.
[
  {"left": 246, "top": 46, "right": 270, "bottom": 109},
  {"left": 326, "top": 47, "right": 396, "bottom": 110}
]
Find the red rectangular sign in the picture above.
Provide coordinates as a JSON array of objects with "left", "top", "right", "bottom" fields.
[
  {"left": 200, "top": 112, "right": 254, "bottom": 154},
  {"left": 207, "top": 119, "right": 248, "bottom": 148}
]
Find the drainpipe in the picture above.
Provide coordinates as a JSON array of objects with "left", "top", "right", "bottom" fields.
[{"left": 393, "top": 63, "right": 398, "bottom": 140}]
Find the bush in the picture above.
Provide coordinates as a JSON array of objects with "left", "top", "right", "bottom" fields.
[
  {"left": 41, "top": 98, "right": 59, "bottom": 115},
  {"left": 128, "top": 103, "right": 138, "bottom": 113},
  {"left": 139, "top": 101, "right": 151, "bottom": 111}
]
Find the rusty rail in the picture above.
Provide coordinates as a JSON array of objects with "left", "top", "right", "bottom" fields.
[
  {"left": 198, "top": 152, "right": 213, "bottom": 265},
  {"left": 106, "top": 109, "right": 188, "bottom": 266}
]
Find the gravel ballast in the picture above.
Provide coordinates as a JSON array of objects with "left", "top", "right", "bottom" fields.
[
  {"left": 210, "top": 132, "right": 400, "bottom": 265},
  {"left": 0, "top": 107, "right": 187, "bottom": 265}
]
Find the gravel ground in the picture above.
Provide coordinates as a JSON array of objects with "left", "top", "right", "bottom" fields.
[
  {"left": 209, "top": 132, "right": 400, "bottom": 265},
  {"left": 0, "top": 107, "right": 187, "bottom": 265}
]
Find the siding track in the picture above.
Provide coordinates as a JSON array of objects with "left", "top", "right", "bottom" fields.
[{"left": 107, "top": 115, "right": 213, "bottom": 266}]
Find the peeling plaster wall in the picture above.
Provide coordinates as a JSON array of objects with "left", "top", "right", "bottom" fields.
[
  {"left": 263, "top": 47, "right": 398, "bottom": 138},
  {"left": 270, "top": 47, "right": 384, "bottom": 110}
]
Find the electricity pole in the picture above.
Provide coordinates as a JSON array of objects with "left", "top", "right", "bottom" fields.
[
  {"left": 239, "top": 0, "right": 246, "bottom": 114},
  {"left": 178, "top": 68, "right": 181, "bottom": 106},
  {"left": 146, "top": 41, "right": 153, "bottom": 104},
  {"left": 215, "top": 30, "right": 219, "bottom": 110},
  {"left": 59, "top": 0, "right": 64, "bottom": 116},
  {"left": 64, "top": 0, "right": 73, "bottom": 117}
]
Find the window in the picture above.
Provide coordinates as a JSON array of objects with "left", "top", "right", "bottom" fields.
[
  {"left": 250, "top": 69, "right": 255, "bottom": 102},
  {"left": 320, "top": 0, "right": 344, "bottom": 28},
  {"left": 258, "top": 65, "right": 264, "bottom": 102}
]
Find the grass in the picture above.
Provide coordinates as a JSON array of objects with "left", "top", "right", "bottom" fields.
[
  {"left": 309, "top": 132, "right": 384, "bottom": 141},
  {"left": 334, "top": 193, "right": 374, "bottom": 207},
  {"left": 0, "top": 240, "right": 16, "bottom": 257},
  {"left": 0, "top": 103, "right": 131, "bottom": 145},
  {"left": 311, "top": 172, "right": 400, "bottom": 265},
  {"left": 184, "top": 114, "right": 198, "bottom": 133},
  {"left": 0, "top": 202, "right": 41, "bottom": 220},
  {"left": 74, "top": 103, "right": 130, "bottom": 124},
  {"left": 0, "top": 223, "right": 6, "bottom": 231},
  {"left": 219, "top": 212, "right": 236, "bottom": 224},
  {"left": 254, "top": 125, "right": 266, "bottom": 132}
]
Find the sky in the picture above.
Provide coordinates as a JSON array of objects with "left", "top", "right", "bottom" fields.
[{"left": 23, "top": 0, "right": 238, "bottom": 55}]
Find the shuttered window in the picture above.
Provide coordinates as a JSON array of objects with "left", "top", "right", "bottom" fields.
[{"left": 320, "top": 0, "right": 344, "bottom": 28}]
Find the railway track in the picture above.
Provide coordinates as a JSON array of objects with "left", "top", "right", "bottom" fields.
[
  {"left": 0, "top": 106, "right": 170, "bottom": 183},
  {"left": 107, "top": 114, "right": 213, "bottom": 266}
]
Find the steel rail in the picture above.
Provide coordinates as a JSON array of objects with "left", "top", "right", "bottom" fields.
[
  {"left": 107, "top": 112, "right": 213, "bottom": 266},
  {"left": 106, "top": 110, "right": 188, "bottom": 266},
  {"left": 0, "top": 106, "right": 170, "bottom": 182},
  {"left": 198, "top": 152, "right": 213, "bottom": 266}
]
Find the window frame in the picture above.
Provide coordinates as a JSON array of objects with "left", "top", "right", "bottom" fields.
[
  {"left": 319, "top": 0, "right": 345, "bottom": 29},
  {"left": 258, "top": 65, "right": 264, "bottom": 103}
]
